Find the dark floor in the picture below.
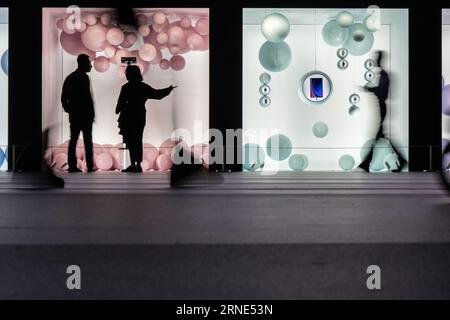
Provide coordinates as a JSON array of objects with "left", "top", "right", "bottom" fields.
[{"left": 0, "top": 172, "right": 449, "bottom": 299}]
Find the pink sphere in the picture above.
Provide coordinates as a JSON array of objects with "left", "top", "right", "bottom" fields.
[
  {"left": 156, "top": 32, "right": 169, "bottom": 45},
  {"left": 53, "top": 153, "right": 68, "bottom": 172},
  {"left": 139, "top": 25, "right": 151, "bottom": 37},
  {"left": 125, "top": 32, "right": 138, "bottom": 45},
  {"left": 62, "top": 18, "right": 77, "bottom": 34},
  {"left": 159, "top": 59, "right": 171, "bottom": 70},
  {"left": 152, "top": 12, "right": 166, "bottom": 25},
  {"left": 152, "top": 19, "right": 169, "bottom": 33},
  {"left": 170, "top": 55, "right": 186, "bottom": 71},
  {"left": 102, "top": 144, "right": 114, "bottom": 151},
  {"left": 81, "top": 24, "right": 109, "bottom": 52},
  {"left": 60, "top": 32, "right": 96, "bottom": 60},
  {"left": 96, "top": 153, "right": 113, "bottom": 171},
  {"left": 143, "top": 145, "right": 159, "bottom": 169},
  {"left": 156, "top": 154, "right": 173, "bottom": 171},
  {"left": 179, "top": 16, "right": 192, "bottom": 29},
  {"left": 77, "top": 159, "right": 86, "bottom": 171},
  {"left": 56, "top": 18, "right": 65, "bottom": 30},
  {"left": 94, "top": 56, "right": 110, "bottom": 73},
  {"left": 191, "top": 143, "right": 208, "bottom": 158},
  {"left": 120, "top": 38, "right": 133, "bottom": 49},
  {"left": 187, "top": 33, "right": 204, "bottom": 50},
  {"left": 136, "top": 13, "right": 147, "bottom": 26},
  {"left": 195, "top": 18, "right": 209, "bottom": 35},
  {"left": 118, "top": 65, "right": 127, "bottom": 79},
  {"left": 100, "top": 14, "right": 112, "bottom": 26},
  {"left": 84, "top": 14, "right": 98, "bottom": 26},
  {"left": 106, "top": 27, "right": 124, "bottom": 46},
  {"left": 200, "top": 35, "right": 209, "bottom": 51},
  {"left": 201, "top": 152, "right": 209, "bottom": 169},
  {"left": 138, "top": 43, "right": 157, "bottom": 62},
  {"left": 168, "top": 24, "right": 184, "bottom": 44},
  {"left": 159, "top": 138, "right": 176, "bottom": 156},
  {"left": 108, "top": 148, "right": 121, "bottom": 170},
  {"left": 104, "top": 45, "right": 117, "bottom": 59},
  {"left": 141, "top": 160, "right": 151, "bottom": 171}
]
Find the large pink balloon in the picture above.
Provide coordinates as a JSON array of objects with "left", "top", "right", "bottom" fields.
[
  {"left": 159, "top": 59, "right": 171, "bottom": 70},
  {"left": 106, "top": 27, "right": 124, "bottom": 46},
  {"left": 195, "top": 18, "right": 209, "bottom": 35},
  {"left": 120, "top": 38, "right": 133, "bottom": 49},
  {"left": 187, "top": 33, "right": 204, "bottom": 50},
  {"left": 94, "top": 56, "right": 110, "bottom": 73},
  {"left": 81, "top": 24, "right": 109, "bottom": 52},
  {"left": 96, "top": 153, "right": 113, "bottom": 171},
  {"left": 152, "top": 12, "right": 166, "bottom": 25},
  {"left": 170, "top": 55, "right": 186, "bottom": 71},
  {"left": 108, "top": 148, "right": 121, "bottom": 170},
  {"left": 168, "top": 24, "right": 184, "bottom": 45},
  {"left": 180, "top": 16, "right": 192, "bottom": 29},
  {"left": 130, "top": 50, "right": 150, "bottom": 74},
  {"left": 200, "top": 35, "right": 209, "bottom": 51},
  {"left": 155, "top": 154, "right": 173, "bottom": 171},
  {"left": 159, "top": 138, "right": 176, "bottom": 156},
  {"left": 141, "top": 160, "right": 151, "bottom": 171},
  {"left": 138, "top": 43, "right": 157, "bottom": 62},
  {"left": 76, "top": 21, "right": 87, "bottom": 33},
  {"left": 60, "top": 32, "right": 96, "bottom": 60}
]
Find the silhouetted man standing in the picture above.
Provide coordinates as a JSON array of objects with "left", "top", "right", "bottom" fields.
[
  {"left": 359, "top": 50, "right": 406, "bottom": 172},
  {"left": 61, "top": 54, "right": 95, "bottom": 173}
]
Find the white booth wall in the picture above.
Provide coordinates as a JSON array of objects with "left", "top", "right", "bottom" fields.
[
  {"left": 0, "top": 8, "right": 8, "bottom": 171},
  {"left": 42, "top": 8, "right": 209, "bottom": 151},
  {"left": 243, "top": 8, "right": 408, "bottom": 172}
]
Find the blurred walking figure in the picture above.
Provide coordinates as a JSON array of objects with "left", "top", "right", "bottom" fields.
[
  {"left": 61, "top": 54, "right": 95, "bottom": 173},
  {"left": 359, "top": 50, "right": 407, "bottom": 172},
  {"left": 116, "top": 65, "right": 176, "bottom": 172}
]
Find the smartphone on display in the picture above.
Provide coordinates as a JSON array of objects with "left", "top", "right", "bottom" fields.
[{"left": 310, "top": 78, "right": 323, "bottom": 99}]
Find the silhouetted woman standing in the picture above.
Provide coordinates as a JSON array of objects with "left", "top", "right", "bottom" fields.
[{"left": 116, "top": 65, "right": 176, "bottom": 172}]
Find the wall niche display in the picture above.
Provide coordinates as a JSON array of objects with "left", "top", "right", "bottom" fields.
[
  {"left": 442, "top": 10, "right": 450, "bottom": 170},
  {"left": 0, "top": 8, "right": 7, "bottom": 171},
  {"left": 243, "top": 8, "right": 409, "bottom": 172},
  {"left": 42, "top": 8, "right": 209, "bottom": 172}
]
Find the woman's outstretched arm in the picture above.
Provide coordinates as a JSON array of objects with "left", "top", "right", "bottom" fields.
[{"left": 146, "top": 84, "right": 176, "bottom": 100}]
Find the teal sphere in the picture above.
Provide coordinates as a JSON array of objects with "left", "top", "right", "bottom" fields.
[
  {"left": 343, "top": 23, "right": 374, "bottom": 56},
  {"left": 1, "top": 49, "right": 8, "bottom": 75},
  {"left": 259, "top": 41, "right": 292, "bottom": 72},
  {"left": 289, "top": 154, "right": 309, "bottom": 171},
  {"left": 313, "top": 122, "right": 329, "bottom": 138},
  {"left": 360, "top": 139, "right": 376, "bottom": 160},
  {"left": 0, "top": 148, "right": 4, "bottom": 167},
  {"left": 259, "top": 72, "right": 271, "bottom": 84},
  {"left": 322, "top": 19, "right": 349, "bottom": 47},
  {"left": 339, "top": 155, "right": 355, "bottom": 171},
  {"left": 266, "top": 134, "right": 293, "bottom": 161},
  {"left": 243, "top": 143, "right": 265, "bottom": 171}
]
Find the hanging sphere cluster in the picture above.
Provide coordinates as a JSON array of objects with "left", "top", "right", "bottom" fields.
[
  {"left": 322, "top": 10, "right": 379, "bottom": 56},
  {"left": 57, "top": 10, "right": 209, "bottom": 76},
  {"left": 259, "top": 72, "right": 272, "bottom": 107},
  {"left": 259, "top": 13, "right": 292, "bottom": 72}
]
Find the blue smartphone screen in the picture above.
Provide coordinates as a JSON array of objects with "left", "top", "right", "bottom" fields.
[{"left": 310, "top": 78, "right": 323, "bottom": 99}]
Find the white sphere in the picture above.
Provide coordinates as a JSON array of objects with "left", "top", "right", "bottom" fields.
[
  {"left": 364, "top": 15, "right": 379, "bottom": 32},
  {"left": 261, "top": 13, "right": 290, "bottom": 42},
  {"left": 336, "top": 11, "right": 354, "bottom": 28}
]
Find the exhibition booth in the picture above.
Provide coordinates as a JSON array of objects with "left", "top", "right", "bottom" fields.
[
  {"left": 42, "top": 7, "right": 209, "bottom": 172},
  {"left": 242, "top": 8, "right": 409, "bottom": 172}
]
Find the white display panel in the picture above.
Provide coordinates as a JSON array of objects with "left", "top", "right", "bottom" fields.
[{"left": 243, "top": 8, "right": 409, "bottom": 172}]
